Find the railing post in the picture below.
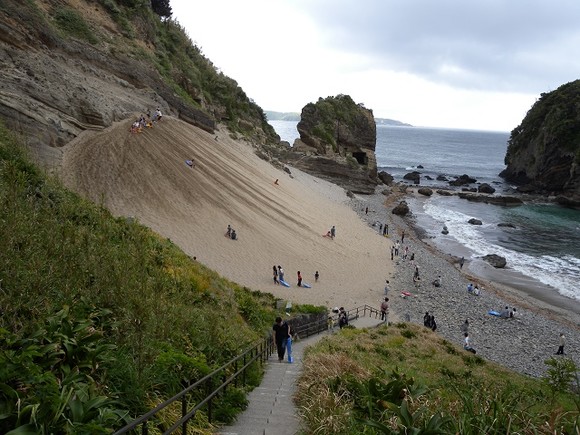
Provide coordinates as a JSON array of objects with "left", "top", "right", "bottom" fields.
[
  {"left": 181, "top": 396, "right": 187, "bottom": 434},
  {"left": 142, "top": 422, "right": 148, "bottom": 435},
  {"left": 207, "top": 377, "right": 213, "bottom": 423},
  {"left": 234, "top": 359, "right": 238, "bottom": 387},
  {"left": 243, "top": 352, "right": 247, "bottom": 386}
]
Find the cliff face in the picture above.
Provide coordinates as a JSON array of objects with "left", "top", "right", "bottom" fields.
[
  {"left": 0, "top": 0, "right": 276, "bottom": 168},
  {"left": 286, "top": 95, "right": 378, "bottom": 194},
  {"left": 500, "top": 80, "right": 580, "bottom": 199}
]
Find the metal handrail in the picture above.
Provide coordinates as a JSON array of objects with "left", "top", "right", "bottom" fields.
[{"left": 113, "top": 305, "right": 379, "bottom": 434}]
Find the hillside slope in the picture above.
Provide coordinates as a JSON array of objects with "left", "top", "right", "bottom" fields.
[{"left": 61, "top": 118, "right": 393, "bottom": 308}]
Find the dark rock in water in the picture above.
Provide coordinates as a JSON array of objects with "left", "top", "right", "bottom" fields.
[
  {"left": 417, "top": 164, "right": 424, "bottom": 169},
  {"left": 450, "top": 174, "right": 477, "bottom": 186},
  {"left": 516, "top": 184, "right": 537, "bottom": 193},
  {"left": 404, "top": 171, "right": 421, "bottom": 184},
  {"left": 441, "top": 225, "right": 449, "bottom": 235},
  {"left": 381, "top": 189, "right": 390, "bottom": 196},
  {"left": 478, "top": 183, "right": 496, "bottom": 194},
  {"left": 436, "top": 189, "right": 453, "bottom": 196},
  {"left": 497, "top": 223, "right": 516, "bottom": 228},
  {"left": 346, "top": 190, "right": 355, "bottom": 198},
  {"left": 392, "top": 201, "right": 410, "bottom": 216},
  {"left": 425, "top": 175, "right": 434, "bottom": 180},
  {"left": 378, "top": 171, "right": 394, "bottom": 185},
  {"left": 468, "top": 218, "right": 483, "bottom": 225},
  {"left": 461, "top": 187, "right": 477, "bottom": 192},
  {"left": 437, "top": 174, "right": 449, "bottom": 181},
  {"left": 284, "top": 166, "right": 292, "bottom": 175},
  {"left": 483, "top": 254, "right": 507, "bottom": 268},
  {"left": 555, "top": 195, "right": 580, "bottom": 209},
  {"left": 418, "top": 187, "right": 433, "bottom": 196},
  {"left": 458, "top": 193, "right": 523, "bottom": 206}
]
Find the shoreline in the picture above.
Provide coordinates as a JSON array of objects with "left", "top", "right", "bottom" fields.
[{"left": 348, "top": 186, "right": 579, "bottom": 378}]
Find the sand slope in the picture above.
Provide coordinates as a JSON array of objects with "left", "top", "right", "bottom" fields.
[{"left": 61, "top": 118, "right": 393, "bottom": 309}]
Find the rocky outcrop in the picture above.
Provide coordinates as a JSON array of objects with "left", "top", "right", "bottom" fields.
[
  {"left": 403, "top": 171, "right": 421, "bottom": 184},
  {"left": 449, "top": 174, "right": 477, "bottom": 186},
  {"left": 500, "top": 80, "right": 580, "bottom": 201},
  {"left": 284, "top": 95, "right": 378, "bottom": 194},
  {"left": 378, "top": 171, "right": 394, "bottom": 185},
  {"left": 478, "top": 183, "right": 496, "bottom": 194}
]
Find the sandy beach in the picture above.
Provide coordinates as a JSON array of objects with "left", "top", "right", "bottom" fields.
[{"left": 60, "top": 117, "right": 579, "bottom": 377}]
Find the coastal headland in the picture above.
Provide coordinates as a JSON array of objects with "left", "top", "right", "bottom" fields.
[{"left": 61, "top": 116, "right": 579, "bottom": 378}]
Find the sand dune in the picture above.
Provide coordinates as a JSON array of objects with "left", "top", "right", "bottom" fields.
[{"left": 60, "top": 117, "right": 393, "bottom": 310}]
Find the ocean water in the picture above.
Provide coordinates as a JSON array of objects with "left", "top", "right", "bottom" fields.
[{"left": 269, "top": 121, "right": 580, "bottom": 303}]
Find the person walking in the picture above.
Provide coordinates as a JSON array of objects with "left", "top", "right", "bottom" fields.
[
  {"left": 401, "top": 230, "right": 406, "bottom": 243},
  {"left": 273, "top": 265, "right": 279, "bottom": 284},
  {"left": 330, "top": 225, "right": 336, "bottom": 239},
  {"left": 314, "top": 271, "right": 319, "bottom": 282},
  {"left": 380, "top": 297, "right": 389, "bottom": 323},
  {"left": 297, "top": 271, "right": 302, "bottom": 287},
  {"left": 460, "top": 256, "right": 465, "bottom": 269},
  {"left": 556, "top": 333, "right": 566, "bottom": 355},
  {"left": 272, "top": 316, "right": 291, "bottom": 362}
]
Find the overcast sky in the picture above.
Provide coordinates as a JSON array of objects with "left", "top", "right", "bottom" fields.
[{"left": 170, "top": 0, "right": 580, "bottom": 132}]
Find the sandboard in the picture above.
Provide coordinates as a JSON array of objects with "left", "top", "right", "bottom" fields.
[
  {"left": 401, "top": 291, "right": 412, "bottom": 297},
  {"left": 286, "top": 337, "right": 293, "bottom": 363},
  {"left": 488, "top": 310, "right": 500, "bottom": 316},
  {"left": 302, "top": 282, "right": 312, "bottom": 288},
  {"left": 279, "top": 279, "right": 290, "bottom": 288}
]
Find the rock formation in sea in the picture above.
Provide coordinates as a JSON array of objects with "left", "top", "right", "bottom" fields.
[
  {"left": 279, "top": 94, "right": 378, "bottom": 194},
  {"left": 500, "top": 80, "right": 580, "bottom": 202}
]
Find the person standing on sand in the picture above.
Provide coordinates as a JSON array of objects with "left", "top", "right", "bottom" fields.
[
  {"left": 461, "top": 319, "right": 469, "bottom": 335},
  {"left": 297, "top": 271, "right": 302, "bottom": 287},
  {"left": 556, "top": 333, "right": 566, "bottom": 355},
  {"left": 460, "top": 256, "right": 465, "bottom": 269},
  {"left": 464, "top": 333, "right": 476, "bottom": 353},
  {"left": 365, "top": 206, "right": 369, "bottom": 215},
  {"left": 401, "top": 230, "right": 406, "bottom": 243},
  {"left": 278, "top": 266, "right": 284, "bottom": 282},
  {"left": 273, "top": 265, "right": 279, "bottom": 285},
  {"left": 315, "top": 271, "right": 319, "bottom": 282},
  {"left": 273, "top": 317, "right": 291, "bottom": 362},
  {"left": 383, "top": 224, "right": 388, "bottom": 236},
  {"left": 380, "top": 297, "right": 389, "bottom": 323},
  {"left": 390, "top": 246, "right": 394, "bottom": 261},
  {"left": 330, "top": 225, "right": 336, "bottom": 239}
]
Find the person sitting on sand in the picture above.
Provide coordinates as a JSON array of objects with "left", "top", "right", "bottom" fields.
[
  {"left": 153, "top": 107, "right": 162, "bottom": 122},
  {"left": 230, "top": 229, "right": 237, "bottom": 240},
  {"left": 185, "top": 159, "right": 195, "bottom": 168},
  {"left": 500, "top": 306, "right": 511, "bottom": 318},
  {"left": 467, "top": 283, "right": 474, "bottom": 293}
]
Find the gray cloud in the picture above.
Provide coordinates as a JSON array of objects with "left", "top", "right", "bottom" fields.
[{"left": 296, "top": 0, "right": 580, "bottom": 93}]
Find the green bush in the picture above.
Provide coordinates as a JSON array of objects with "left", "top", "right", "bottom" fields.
[{"left": 54, "top": 8, "right": 98, "bottom": 44}]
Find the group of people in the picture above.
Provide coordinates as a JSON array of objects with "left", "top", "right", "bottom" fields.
[
  {"left": 323, "top": 225, "right": 336, "bottom": 239},
  {"left": 272, "top": 265, "right": 285, "bottom": 284},
  {"left": 423, "top": 311, "right": 437, "bottom": 331},
  {"left": 466, "top": 282, "right": 482, "bottom": 296},
  {"left": 129, "top": 108, "right": 163, "bottom": 134},
  {"left": 225, "top": 224, "right": 237, "bottom": 240}
]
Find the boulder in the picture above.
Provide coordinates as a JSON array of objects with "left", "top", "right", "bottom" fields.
[
  {"left": 483, "top": 254, "right": 507, "bottom": 268},
  {"left": 441, "top": 225, "right": 449, "bottom": 235},
  {"left": 403, "top": 171, "right": 421, "bottom": 184},
  {"left": 436, "top": 174, "right": 449, "bottom": 181},
  {"left": 468, "top": 218, "right": 482, "bottom": 225},
  {"left": 417, "top": 187, "right": 433, "bottom": 196},
  {"left": 462, "top": 187, "right": 477, "bottom": 192},
  {"left": 378, "top": 171, "right": 394, "bottom": 185},
  {"left": 436, "top": 189, "right": 453, "bottom": 196},
  {"left": 392, "top": 201, "right": 410, "bottom": 216},
  {"left": 478, "top": 183, "right": 496, "bottom": 194},
  {"left": 497, "top": 223, "right": 516, "bottom": 228},
  {"left": 450, "top": 174, "right": 477, "bottom": 186}
]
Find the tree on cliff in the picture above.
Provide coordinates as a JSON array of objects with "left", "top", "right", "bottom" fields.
[{"left": 151, "top": 0, "right": 172, "bottom": 18}]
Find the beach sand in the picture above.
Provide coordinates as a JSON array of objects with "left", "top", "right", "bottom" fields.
[
  {"left": 60, "top": 117, "right": 578, "bottom": 377},
  {"left": 60, "top": 117, "right": 394, "bottom": 311}
]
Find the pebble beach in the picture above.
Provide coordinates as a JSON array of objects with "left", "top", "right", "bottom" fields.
[{"left": 349, "top": 188, "right": 580, "bottom": 378}]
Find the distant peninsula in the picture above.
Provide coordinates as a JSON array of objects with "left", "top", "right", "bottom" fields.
[{"left": 266, "top": 110, "right": 411, "bottom": 127}]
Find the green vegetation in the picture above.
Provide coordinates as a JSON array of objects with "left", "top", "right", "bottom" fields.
[
  {"left": 0, "top": 124, "right": 294, "bottom": 433},
  {"left": 301, "top": 94, "right": 371, "bottom": 152},
  {"left": 506, "top": 80, "right": 580, "bottom": 165},
  {"left": 297, "top": 323, "right": 579, "bottom": 434},
  {"left": 53, "top": 7, "right": 98, "bottom": 44}
]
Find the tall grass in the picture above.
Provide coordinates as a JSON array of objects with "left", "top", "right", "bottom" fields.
[{"left": 297, "top": 322, "right": 580, "bottom": 434}]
